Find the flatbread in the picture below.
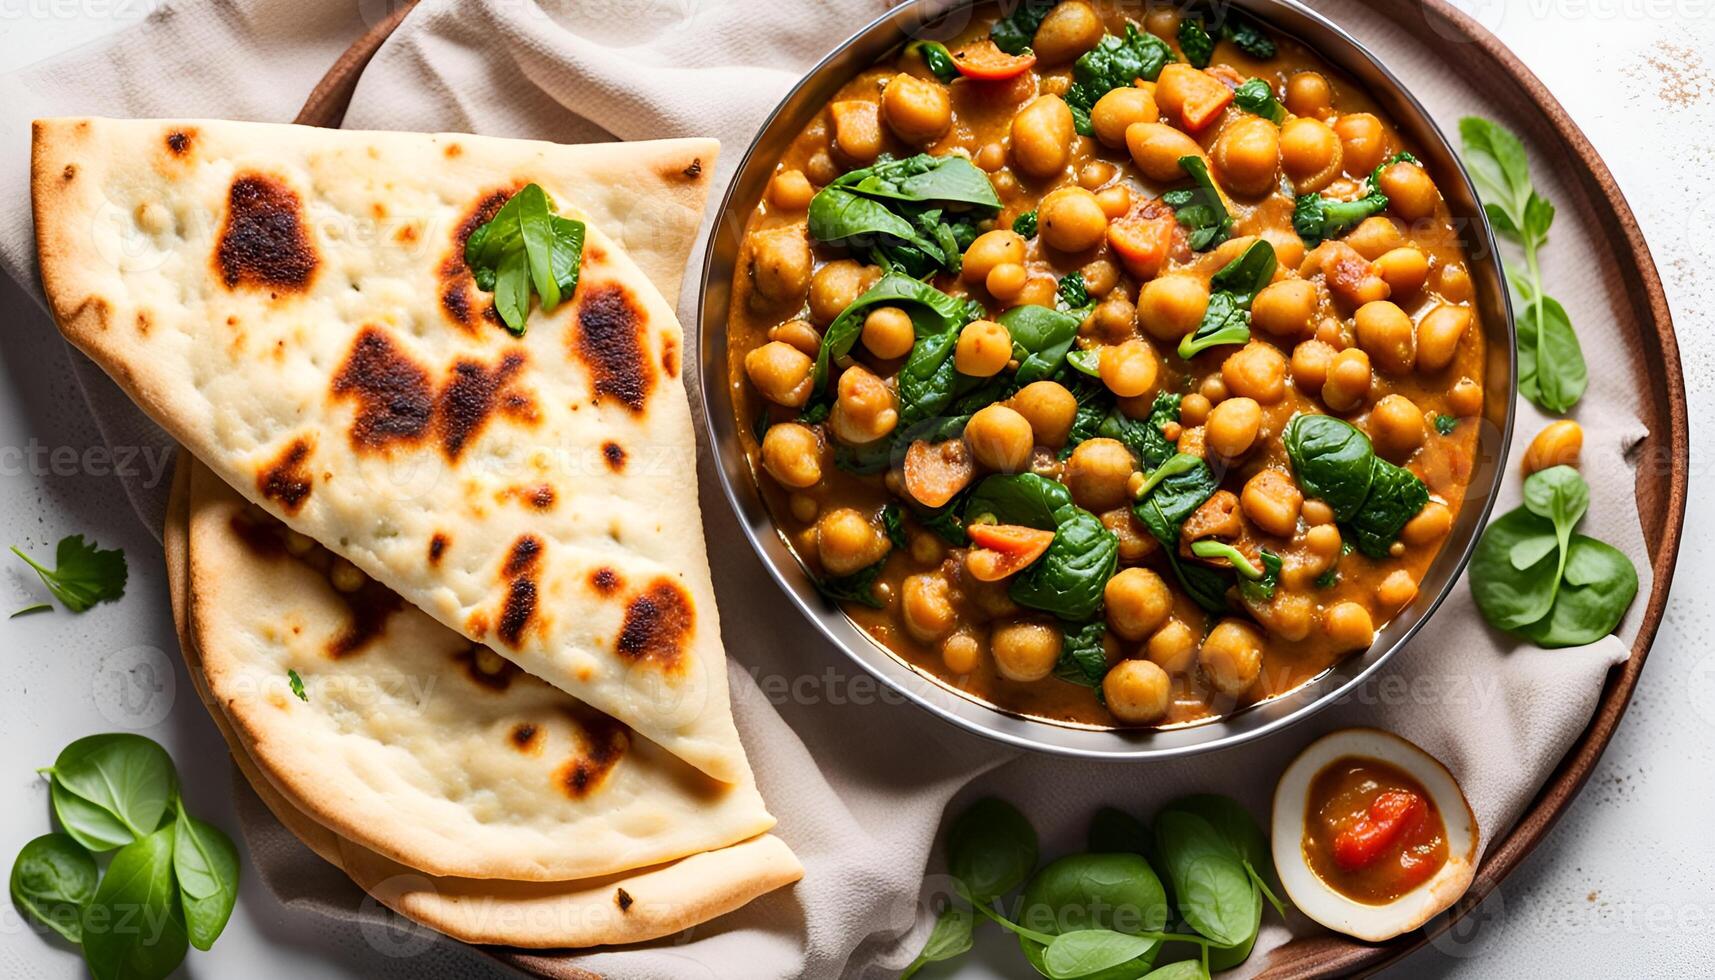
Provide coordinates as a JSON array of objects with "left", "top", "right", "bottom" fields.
[
  {"left": 183, "top": 461, "right": 775, "bottom": 881},
  {"left": 35, "top": 117, "right": 743, "bottom": 781},
  {"left": 164, "top": 462, "right": 803, "bottom": 950}
]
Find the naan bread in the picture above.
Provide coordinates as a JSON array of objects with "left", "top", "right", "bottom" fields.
[
  {"left": 35, "top": 118, "right": 742, "bottom": 781},
  {"left": 185, "top": 461, "right": 775, "bottom": 880},
  {"left": 163, "top": 466, "right": 803, "bottom": 948}
]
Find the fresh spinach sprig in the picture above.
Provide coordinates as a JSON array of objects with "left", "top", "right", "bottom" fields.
[
  {"left": 11, "top": 534, "right": 127, "bottom": 615},
  {"left": 14, "top": 734, "right": 240, "bottom": 979},
  {"left": 464, "top": 183, "right": 585, "bottom": 336},
  {"left": 1459, "top": 116, "right": 1587, "bottom": 412},
  {"left": 1469, "top": 466, "right": 1637, "bottom": 646},
  {"left": 1283, "top": 414, "right": 1429, "bottom": 559}
]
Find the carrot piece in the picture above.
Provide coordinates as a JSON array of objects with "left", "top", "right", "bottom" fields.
[
  {"left": 903, "top": 439, "right": 975, "bottom": 509},
  {"left": 964, "top": 523, "right": 1056, "bottom": 581},
  {"left": 1107, "top": 209, "right": 1178, "bottom": 280},
  {"left": 951, "top": 39, "right": 1037, "bottom": 81}
]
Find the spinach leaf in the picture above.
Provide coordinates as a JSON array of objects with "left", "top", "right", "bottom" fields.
[
  {"left": 810, "top": 155, "right": 1000, "bottom": 277},
  {"left": 1176, "top": 16, "right": 1216, "bottom": 68},
  {"left": 1065, "top": 348, "right": 1102, "bottom": 378},
  {"left": 1470, "top": 507, "right": 1562, "bottom": 630},
  {"left": 1044, "top": 929, "right": 1160, "bottom": 978},
  {"left": 808, "top": 272, "right": 976, "bottom": 404},
  {"left": 45, "top": 735, "right": 177, "bottom": 849},
  {"left": 1175, "top": 559, "right": 1235, "bottom": 614},
  {"left": 1056, "top": 271, "right": 1091, "bottom": 312},
  {"left": 1001, "top": 305, "right": 1082, "bottom": 384},
  {"left": 1055, "top": 620, "right": 1111, "bottom": 689},
  {"left": 948, "top": 798, "right": 1039, "bottom": 902},
  {"left": 1101, "top": 392, "right": 1181, "bottom": 469},
  {"left": 1522, "top": 465, "right": 1589, "bottom": 586},
  {"left": 172, "top": 802, "right": 238, "bottom": 951},
  {"left": 902, "top": 902, "right": 974, "bottom": 979},
  {"left": 1347, "top": 458, "right": 1430, "bottom": 559},
  {"left": 287, "top": 668, "right": 309, "bottom": 702},
  {"left": 1514, "top": 287, "right": 1587, "bottom": 414},
  {"left": 966, "top": 473, "right": 1075, "bottom": 530},
  {"left": 1178, "top": 240, "right": 1276, "bottom": 358},
  {"left": 50, "top": 780, "right": 136, "bottom": 854},
  {"left": 919, "top": 505, "right": 969, "bottom": 547},
  {"left": 1066, "top": 26, "right": 1176, "bottom": 134},
  {"left": 464, "top": 184, "right": 585, "bottom": 335},
  {"left": 883, "top": 503, "right": 910, "bottom": 550},
  {"left": 1232, "top": 78, "right": 1284, "bottom": 123},
  {"left": 991, "top": 0, "right": 1056, "bottom": 54},
  {"left": 1189, "top": 540, "right": 1262, "bottom": 579},
  {"left": 9, "top": 535, "right": 127, "bottom": 613},
  {"left": 1283, "top": 414, "right": 1376, "bottom": 521},
  {"left": 1160, "top": 795, "right": 1284, "bottom": 914},
  {"left": 816, "top": 559, "right": 888, "bottom": 609},
  {"left": 1161, "top": 156, "right": 1231, "bottom": 251},
  {"left": 1017, "top": 853, "right": 1169, "bottom": 977},
  {"left": 1220, "top": 11, "right": 1276, "bottom": 59},
  {"left": 1518, "top": 535, "right": 1638, "bottom": 648},
  {"left": 840, "top": 154, "right": 1002, "bottom": 209},
  {"left": 1013, "top": 209, "right": 1039, "bottom": 238},
  {"left": 1133, "top": 454, "right": 1219, "bottom": 547},
  {"left": 1435, "top": 413, "right": 1459, "bottom": 436},
  {"left": 1291, "top": 187, "right": 1389, "bottom": 247},
  {"left": 1011, "top": 510, "right": 1118, "bottom": 622},
  {"left": 898, "top": 327, "right": 964, "bottom": 428},
  {"left": 907, "top": 40, "right": 960, "bottom": 84},
  {"left": 1153, "top": 810, "right": 1258, "bottom": 947},
  {"left": 1142, "top": 963, "right": 1212, "bottom": 980},
  {"left": 10, "top": 832, "right": 97, "bottom": 943},
  {"left": 1058, "top": 376, "right": 1114, "bottom": 459},
  {"left": 81, "top": 826, "right": 187, "bottom": 980},
  {"left": 1238, "top": 549, "right": 1283, "bottom": 604}
]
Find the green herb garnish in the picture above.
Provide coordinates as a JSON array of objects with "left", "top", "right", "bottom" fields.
[
  {"left": 907, "top": 40, "right": 960, "bottom": 83},
  {"left": 10, "top": 535, "right": 126, "bottom": 613},
  {"left": 464, "top": 183, "right": 586, "bottom": 336},
  {"left": 1012, "top": 209, "right": 1039, "bottom": 238},
  {"left": 808, "top": 154, "right": 999, "bottom": 278},
  {"left": 1177, "top": 16, "right": 1216, "bottom": 68},
  {"left": 287, "top": 669, "right": 308, "bottom": 702},
  {"left": 1232, "top": 77, "right": 1285, "bottom": 123},
  {"left": 1162, "top": 155, "right": 1232, "bottom": 251},
  {"left": 1178, "top": 240, "right": 1277, "bottom": 358},
  {"left": 1435, "top": 414, "right": 1459, "bottom": 436},
  {"left": 990, "top": 0, "right": 1055, "bottom": 54},
  {"left": 1055, "top": 270, "right": 1091, "bottom": 312}
]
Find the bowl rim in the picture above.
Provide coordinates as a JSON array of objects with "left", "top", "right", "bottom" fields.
[{"left": 695, "top": 0, "right": 1516, "bottom": 760}]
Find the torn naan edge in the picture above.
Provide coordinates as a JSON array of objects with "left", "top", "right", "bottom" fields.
[
  {"left": 36, "top": 118, "right": 743, "bottom": 781},
  {"left": 163, "top": 467, "right": 803, "bottom": 948}
]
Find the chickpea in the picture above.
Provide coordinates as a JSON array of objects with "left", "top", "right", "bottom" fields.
[
  {"left": 1369, "top": 249, "right": 1426, "bottom": 301},
  {"left": 862, "top": 306, "right": 916, "bottom": 359},
  {"left": 1252, "top": 279, "right": 1319, "bottom": 339},
  {"left": 1017, "top": 276, "right": 1060, "bottom": 308},
  {"left": 760, "top": 423, "right": 823, "bottom": 488},
  {"left": 962, "top": 229, "right": 1028, "bottom": 284},
  {"left": 805, "top": 150, "right": 839, "bottom": 186},
  {"left": 1206, "top": 397, "right": 1262, "bottom": 459},
  {"left": 1126, "top": 122, "right": 1204, "bottom": 182},
  {"left": 744, "top": 341, "right": 814, "bottom": 407},
  {"left": 1401, "top": 501, "right": 1452, "bottom": 546},
  {"left": 285, "top": 530, "right": 315, "bottom": 556},
  {"left": 1137, "top": 275, "right": 1210, "bottom": 340},
  {"left": 1099, "top": 339, "right": 1159, "bottom": 398},
  {"left": 1323, "top": 601, "right": 1375, "bottom": 652},
  {"left": 1303, "top": 523, "right": 1343, "bottom": 575},
  {"left": 330, "top": 558, "right": 365, "bottom": 593},
  {"left": 1089, "top": 296, "right": 1135, "bottom": 342},
  {"left": 909, "top": 530, "right": 945, "bottom": 566},
  {"left": 881, "top": 72, "right": 952, "bottom": 145},
  {"left": 1146, "top": 620, "right": 1197, "bottom": 674},
  {"left": 1179, "top": 392, "right": 1212, "bottom": 427},
  {"left": 1083, "top": 259, "right": 1120, "bottom": 297},
  {"left": 1143, "top": 6, "right": 1180, "bottom": 36},
  {"left": 829, "top": 99, "right": 883, "bottom": 165},
  {"left": 1280, "top": 117, "right": 1342, "bottom": 191},
  {"left": 1524, "top": 420, "right": 1584, "bottom": 475},
  {"left": 1079, "top": 160, "right": 1118, "bottom": 189},
  {"left": 1344, "top": 216, "right": 1406, "bottom": 261},
  {"left": 1199, "top": 374, "right": 1229, "bottom": 404},
  {"left": 1354, "top": 300, "right": 1416, "bottom": 375},
  {"left": 1212, "top": 117, "right": 1281, "bottom": 198},
  {"left": 955, "top": 320, "right": 1013, "bottom": 378},
  {"left": 1416, "top": 303, "right": 1472, "bottom": 373},
  {"left": 768, "top": 169, "right": 815, "bottom": 211},
  {"left": 1242, "top": 468, "right": 1304, "bottom": 538},
  {"left": 769, "top": 318, "right": 822, "bottom": 358},
  {"left": 1011, "top": 381, "right": 1079, "bottom": 447},
  {"left": 1039, "top": 186, "right": 1110, "bottom": 252},
  {"left": 1201, "top": 619, "right": 1264, "bottom": 697},
  {"left": 942, "top": 631, "right": 982, "bottom": 674},
  {"left": 829, "top": 364, "right": 898, "bottom": 444},
  {"left": 1090, "top": 87, "right": 1159, "bottom": 148},
  {"left": 748, "top": 225, "right": 812, "bottom": 306},
  {"left": 789, "top": 492, "right": 819, "bottom": 523},
  {"left": 1285, "top": 70, "right": 1333, "bottom": 117},
  {"left": 975, "top": 141, "right": 1007, "bottom": 172},
  {"left": 1221, "top": 342, "right": 1288, "bottom": 404},
  {"left": 1377, "top": 569, "right": 1419, "bottom": 612},
  {"left": 1302, "top": 499, "right": 1334, "bottom": 525},
  {"left": 1259, "top": 226, "right": 1307, "bottom": 271},
  {"left": 1448, "top": 376, "right": 1484, "bottom": 417},
  {"left": 1332, "top": 112, "right": 1388, "bottom": 176},
  {"left": 1065, "top": 438, "right": 1136, "bottom": 512},
  {"left": 1376, "top": 159, "right": 1440, "bottom": 222},
  {"left": 1369, "top": 393, "right": 1426, "bottom": 460},
  {"left": 817, "top": 507, "right": 889, "bottom": 576},
  {"left": 1101, "top": 508, "right": 1158, "bottom": 563},
  {"left": 1011, "top": 95, "right": 1076, "bottom": 178},
  {"left": 965, "top": 404, "right": 1035, "bottom": 473},
  {"left": 1322, "top": 348, "right": 1372, "bottom": 411},
  {"left": 1104, "top": 567, "right": 1172, "bottom": 640},
  {"left": 1104, "top": 659, "right": 1172, "bottom": 724},
  {"left": 991, "top": 620, "right": 1063, "bottom": 682},
  {"left": 901, "top": 572, "right": 959, "bottom": 643},
  {"left": 1437, "top": 262, "right": 1474, "bottom": 303},
  {"left": 987, "top": 262, "right": 1029, "bottom": 302},
  {"left": 1032, "top": 0, "right": 1105, "bottom": 64},
  {"left": 1289, "top": 339, "right": 1336, "bottom": 393},
  {"left": 809, "top": 259, "right": 879, "bottom": 325}
]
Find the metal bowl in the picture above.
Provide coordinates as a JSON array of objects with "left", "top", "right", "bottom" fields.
[{"left": 697, "top": 0, "right": 1514, "bottom": 759}]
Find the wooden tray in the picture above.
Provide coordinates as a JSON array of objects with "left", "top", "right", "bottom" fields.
[{"left": 291, "top": 1, "right": 1686, "bottom": 976}]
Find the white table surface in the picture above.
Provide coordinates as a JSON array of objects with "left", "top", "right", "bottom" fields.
[{"left": 1, "top": 1, "right": 1709, "bottom": 977}]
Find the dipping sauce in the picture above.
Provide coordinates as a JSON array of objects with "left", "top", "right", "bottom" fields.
[{"left": 1302, "top": 755, "right": 1449, "bottom": 904}]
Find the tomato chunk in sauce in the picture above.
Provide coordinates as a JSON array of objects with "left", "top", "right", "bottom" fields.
[{"left": 1303, "top": 756, "right": 1449, "bottom": 904}]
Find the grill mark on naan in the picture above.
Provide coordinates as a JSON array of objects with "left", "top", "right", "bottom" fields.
[
  {"left": 510, "top": 722, "right": 541, "bottom": 753},
  {"left": 601, "top": 441, "right": 626, "bottom": 472},
  {"left": 257, "top": 437, "right": 314, "bottom": 513},
  {"left": 326, "top": 580, "right": 403, "bottom": 659},
  {"left": 661, "top": 334, "right": 680, "bottom": 378},
  {"left": 557, "top": 715, "right": 627, "bottom": 799},
  {"left": 216, "top": 174, "right": 318, "bottom": 292},
  {"left": 453, "top": 646, "right": 522, "bottom": 691},
  {"left": 428, "top": 533, "right": 448, "bottom": 565},
  {"left": 615, "top": 888, "right": 634, "bottom": 912},
  {"left": 438, "top": 188, "right": 515, "bottom": 332},
  {"left": 439, "top": 352, "right": 533, "bottom": 460},
  {"left": 332, "top": 327, "right": 435, "bottom": 448},
  {"left": 228, "top": 513, "right": 286, "bottom": 558},
  {"left": 498, "top": 535, "right": 544, "bottom": 648},
  {"left": 165, "top": 128, "right": 193, "bottom": 156},
  {"left": 589, "top": 567, "right": 622, "bottom": 596},
  {"left": 574, "top": 283, "right": 655, "bottom": 413},
  {"left": 616, "top": 579, "right": 694, "bottom": 673}
]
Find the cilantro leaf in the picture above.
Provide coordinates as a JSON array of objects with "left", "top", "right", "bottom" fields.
[
  {"left": 10, "top": 535, "right": 127, "bottom": 613},
  {"left": 287, "top": 669, "right": 308, "bottom": 703}
]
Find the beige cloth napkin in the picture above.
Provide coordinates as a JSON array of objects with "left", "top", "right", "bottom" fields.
[{"left": 0, "top": 1, "right": 1652, "bottom": 977}]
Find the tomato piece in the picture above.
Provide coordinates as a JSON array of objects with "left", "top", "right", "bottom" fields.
[
  {"left": 951, "top": 39, "right": 1037, "bottom": 81},
  {"left": 1161, "top": 64, "right": 1235, "bottom": 132},
  {"left": 903, "top": 439, "right": 975, "bottom": 509},
  {"left": 1107, "top": 208, "right": 1178, "bottom": 280},
  {"left": 964, "top": 523, "right": 1056, "bottom": 581},
  {"left": 1332, "top": 790, "right": 1426, "bottom": 872}
]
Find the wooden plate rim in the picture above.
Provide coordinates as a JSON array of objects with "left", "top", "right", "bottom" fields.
[{"left": 287, "top": 1, "right": 1686, "bottom": 976}]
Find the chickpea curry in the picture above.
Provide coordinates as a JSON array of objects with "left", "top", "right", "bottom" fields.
[
  {"left": 1303, "top": 756, "right": 1450, "bottom": 904},
  {"left": 727, "top": 1, "right": 1486, "bottom": 728}
]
